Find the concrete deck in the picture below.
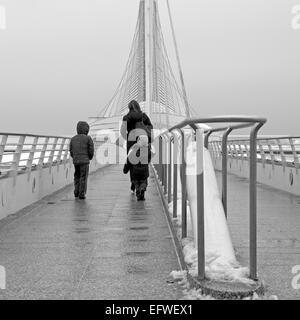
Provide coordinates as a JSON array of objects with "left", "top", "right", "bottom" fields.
[
  {"left": 217, "top": 172, "right": 300, "bottom": 300},
  {"left": 0, "top": 165, "right": 182, "bottom": 300}
]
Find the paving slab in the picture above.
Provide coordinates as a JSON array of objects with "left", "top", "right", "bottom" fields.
[{"left": 0, "top": 165, "right": 182, "bottom": 300}]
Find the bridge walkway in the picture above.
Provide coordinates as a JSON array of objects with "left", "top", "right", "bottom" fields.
[
  {"left": 0, "top": 165, "right": 182, "bottom": 300},
  {"left": 217, "top": 172, "right": 300, "bottom": 300}
]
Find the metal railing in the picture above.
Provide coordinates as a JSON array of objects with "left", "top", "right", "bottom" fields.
[
  {"left": 153, "top": 116, "right": 267, "bottom": 281},
  {"left": 209, "top": 136, "right": 300, "bottom": 170},
  {"left": 0, "top": 133, "right": 71, "bottom": 178}
]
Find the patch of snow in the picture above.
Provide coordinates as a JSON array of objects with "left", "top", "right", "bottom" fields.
[{"left": 181, "top": 237, "right": 255, "bottom": 285}]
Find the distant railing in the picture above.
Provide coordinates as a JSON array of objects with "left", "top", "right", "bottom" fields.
[
  {"left": 209, "top": 136, "right": 300, "bottom": 169},
  {"left": 153, "top": 116, "right": 267, "bottom": 282},
  {"left": 0, "top": 133, "right": 71, "bottom": 177}
]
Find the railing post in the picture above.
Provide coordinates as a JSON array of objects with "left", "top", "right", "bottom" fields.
[
  {"left": 258, "top": 141, "right": 266, "bottom": 168},
  {"left": 162, "top": 135, "right": 167, "bottom": 190},
  {"left": 246, "top": 142, "right": 251, "bottom": 162},
  {"left": 48, "top": 138, "right": 59, "bottom": 173},
  {"left": 62, "top": 139, "right": 71, "bottom": 168},
  {"left": 172, "top": 132, "right": 178, "bottom": 218},
  {"left": 195, "top": 127, "right": 205, "bottom": 280},
  {"left": 249, "top": 123, "right": 263, "bottom": 281},
  {"left": 267, "top": 141, "right": 275, "bottom": 169},
  {"left": 168, "top": 134, "right": 172, "bottom": 203},
  {"left": 163, "top": 136, "right": 168, "bottom": 194},
  {"left": 204, "top": 131, "right": 212, "bottom": 149},
  {"left": 38, "top": 137, "right": 49, "bottom": 169},
  {"left": 180, "top": 130, "right": 187, "bottom": 239},
  {"left": 161, "top": 135, "right": 165, "bottom": 188},
  {"left": 290, "top": 138, "right": 300, "bottom": 170},
  {"left": 232, "top": 141, "right": 238, "bottom": 162},
  {"left": 159, "top": 136, "right": 163, "bottom": 181},
  {"left": 56, "top": 138, "right": 67, "bottom": 171},
  {"left": 12, "top": 135, "right": 26, "bottom": 185},
  {"left": 26, "top": 136, "right": 38, "bottom": 179},
  {"left": 221, "top": 128, "right": 232, "bottom": 218},
  {"left": 0, "top": 135, "right": 8, "bottom": 165},
  {"left": 277, "top": 139, "right": 286, "bottom": 170}
]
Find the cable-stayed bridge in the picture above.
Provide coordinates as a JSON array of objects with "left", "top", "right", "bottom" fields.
[
  {"left": 88, "top": 0, "right": 190, "bottom": 135},
  {"left": 0, "top": 0, "right": 299, "bottom": 300}
]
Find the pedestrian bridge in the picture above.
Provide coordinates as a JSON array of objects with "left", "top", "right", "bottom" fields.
[
  {"left": 0, "top": 0, "right": 300, "bottom": 300},
  {"left": 0, "top": 125, "right": 299, "bottom": 300}
]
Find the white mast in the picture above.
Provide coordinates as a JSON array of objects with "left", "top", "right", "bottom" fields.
[{"left": 144, "top": 0, "right": 154, "bottom": 117}]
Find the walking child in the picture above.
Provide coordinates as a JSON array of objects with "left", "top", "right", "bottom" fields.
[
  {"left": 69, "top": 121, "right": 94, "bottom": 200},
  {"left": 125, "top": 135, "right": 153, "bottom": 201}
]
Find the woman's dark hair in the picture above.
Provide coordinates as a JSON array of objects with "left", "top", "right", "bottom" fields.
[{"left": 128, "top": 100, "right": 142, "bottom": 113}]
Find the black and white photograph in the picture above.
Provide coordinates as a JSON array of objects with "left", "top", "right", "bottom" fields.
[{"left": 0, "top": 0, "right": 300, "bottom": 303}]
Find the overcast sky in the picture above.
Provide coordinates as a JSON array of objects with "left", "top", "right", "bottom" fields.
[{"left": 0, "top": 0, "right": 299, "bottom": 135}]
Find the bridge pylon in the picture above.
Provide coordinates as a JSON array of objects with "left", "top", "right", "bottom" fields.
[{"left": 90, "top": 0, "right": 190, "bottom": 134}]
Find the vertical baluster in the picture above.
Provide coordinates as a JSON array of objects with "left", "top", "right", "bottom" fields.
[
  {"left": 221, "top": 128, "right": 232, "bottom": 218},
  {"left": 277, "top": 139, "right": 286, "bottom": 169},
  {"left": 180, "top": 130, "right": 187, "bottom": 239},
  {"left": 245, "top": 141, "right": 250, "bottom": 162},
  {"left": 204, "top": 131, "right": 212, "bottom": 149},
  {"left": 268, "top": 141, "right": 275, "bottom": 169},
  {"left": 196, "top": 127, "right": 205, "bottom": 280},
  {"left": 0, "top": 135, "right": 8, "bottom": 166},
  {"left": 62, "top": 138, "right": 71, "bottom": 168},
  {"left": 233, "top": 141, "right": 239, "bottom": 163},
  {"left": 258, "top": 140, "right": 266, "bottom": 168},
  {"left": 159, "top": 136, "right": 163, "bottom": 181},
  {"left": 38, "top": 137, "right": 49, "bottom": 169},
  {"left": 172, "top": 132, "right": 178, "bottom": 218},
  {"left": 168, "top": 134, "right": 172, "bottom": 203},
  {"left": 26, "top": 136, "right": 38, "bottom": 179},
  {"left": 240, "top": 143, "right": 244, "bottom": 164},
  {"left": 56, "top": 138, "right": 66, "bottom": 171},
  {"left": 290, "top": 138, "right": 300, "bottom": 170},
  {"left": 164, "top": 136, "right": 168, "bottom": 194},
  {"left": 249, "top": 123, "right": 263, "bottom": 280},
  {"left": 12, "top": 135, "right": 26, "bottom": 185},
  {"left": 48, "top": 138, "right": 59, "bottom": 173}
]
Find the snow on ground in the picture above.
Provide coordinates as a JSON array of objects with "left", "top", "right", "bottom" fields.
[
  {"left": 169, "top": 196, "right": 255, "bottom": 284},
  {"left": 169, "top": 270, "right": 278, "bottom": 300}
]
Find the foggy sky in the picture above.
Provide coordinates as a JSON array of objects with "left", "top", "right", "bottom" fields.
[{"left": 0, "top": 0, "right": 299, "bottom": 135}]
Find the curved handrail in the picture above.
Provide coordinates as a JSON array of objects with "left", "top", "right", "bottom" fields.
[
  {"left": 153, "top": 115, "right": 267, "bottom": 281},
  {"left": 158, "top": 116, "right": 267, "bottom": 136},
  {"left": 0, "top": 132, "right": 71, "bottom": 139}
]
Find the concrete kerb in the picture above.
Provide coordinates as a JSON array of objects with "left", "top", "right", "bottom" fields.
[{"left": 151, "top": 164, "right": 265, "bottom": 300}]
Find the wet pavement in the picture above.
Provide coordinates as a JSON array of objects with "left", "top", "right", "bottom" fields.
[
  {"left": 0, "top": 166, "right": 182, "bottom": 300},
  {"left": 216, "top": 172, "right": 300, "bottom": 300}
]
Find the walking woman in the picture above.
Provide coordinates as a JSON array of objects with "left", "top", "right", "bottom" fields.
[{"left": 120, "top": 100, "right": 153, "bottom": 195}]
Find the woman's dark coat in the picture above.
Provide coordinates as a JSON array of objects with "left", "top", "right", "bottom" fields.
[{"left": 121, "top": 110, "right": 153, "bottom": 153}]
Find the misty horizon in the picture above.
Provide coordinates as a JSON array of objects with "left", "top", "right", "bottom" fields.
[{"left": 0, "top": 0, "right": 300, "bottom": 136}]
